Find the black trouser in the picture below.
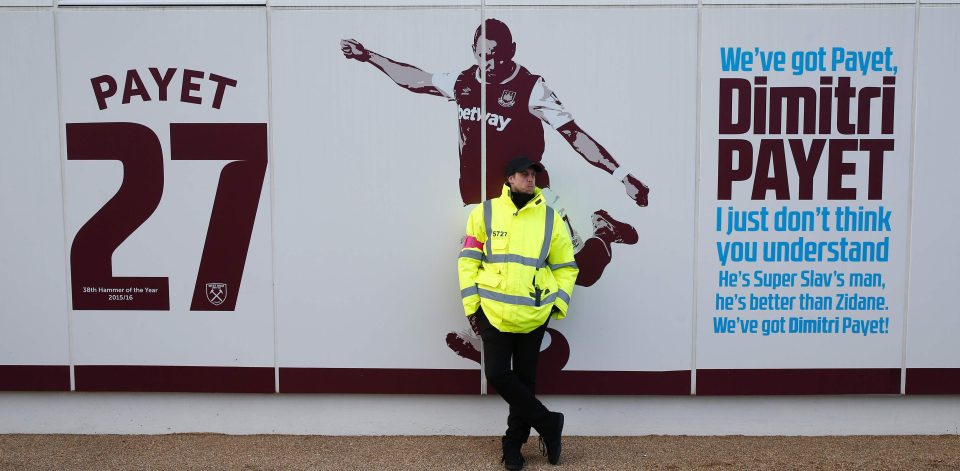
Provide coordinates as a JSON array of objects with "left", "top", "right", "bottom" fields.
[{"left": 476, "top": 308, "right": 550, "bottom": 444}]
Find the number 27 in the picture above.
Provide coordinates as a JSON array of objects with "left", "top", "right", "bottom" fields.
[{"left": 67, "top": 122, "right": 267, "bottom": 311}]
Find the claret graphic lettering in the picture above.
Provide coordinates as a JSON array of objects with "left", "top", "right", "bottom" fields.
[
  {"left": 90, "top": 67, "right": 238, "bottom": 110},
  {"left": 717, "top": 75, "right": 896, "bottom": 201},
  {"left": 457, "top": 106, "right": 512, "bottom": 131},
  {"left": 70, "top": 64, "right": 263, "bottom": 312}
]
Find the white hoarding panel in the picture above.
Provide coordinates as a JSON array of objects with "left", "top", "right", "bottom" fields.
[
  {"left": 904, "top": 6, "right": 960, "bottom": 394},
  {"left": 697, "top": 8, "right": 914, "bottom": 394},
  {"left": 271, "top": 0, "right": 470, "bottom": 5},
  {"left": 0, "top": 0, "right": 53, "bottom": 6},
  {"left": 58, "top": 9, "right": 274, "bottom": 392},
  {"left": 58, "top": 0, "right": 263, "bottom": 5},
  {"left": 483, "top": 8, "right": 697, "bottom": 394},
  {"left": 271, "top": 8, "right": 482, "bottom": 394},
  {"left": 0, "top": 11, "right": 70, "bottom": 391},
  {"left": 706, "top": 0, "right": 909, "bottom": 5},
  {"left": 272, "top": 7, "right": 696, "bottom": 395},
  {"left": 487, "top": 1, "right": 694, "bottom": 5}
]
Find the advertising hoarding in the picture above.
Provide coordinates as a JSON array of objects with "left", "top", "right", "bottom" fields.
[
  {"left": 58, "top": 9, "right": 275, "bottom": 392},
  {"left": 697, "top": 7, "right": 915, "bottom": 394}
]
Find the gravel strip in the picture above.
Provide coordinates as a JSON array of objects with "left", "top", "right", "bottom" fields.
[{"left": 2, "top": 435, "right": 960, "bottom": 470}]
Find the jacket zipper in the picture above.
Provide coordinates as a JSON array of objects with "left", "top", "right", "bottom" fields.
[{"left": 507, "top": 191, "right": 545, "bottom": 306}]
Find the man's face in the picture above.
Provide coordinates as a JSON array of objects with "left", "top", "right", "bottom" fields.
[
  {"left": 508, "top": 168, "right": 537, "bottom": 195},
  {"left": 473, "top": 38, "right": 516, "bottom": 80}
]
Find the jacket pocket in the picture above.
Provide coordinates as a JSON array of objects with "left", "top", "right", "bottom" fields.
[
  {"left": 535, "top": 268, "right": 559, "bottom": 300},
  {"left": 476, "top": 268, "right": 503, "bottom": 289}
]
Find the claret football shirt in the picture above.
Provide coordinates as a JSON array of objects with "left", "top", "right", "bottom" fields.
[{"left": 433, "top": 65, "right": 574, "bottom": 204}]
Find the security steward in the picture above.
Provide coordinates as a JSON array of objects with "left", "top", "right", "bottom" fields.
[{"left": 458, "top": 156, "right": 579, "bottom": 469}]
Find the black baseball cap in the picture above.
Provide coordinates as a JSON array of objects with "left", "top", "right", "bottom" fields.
[{"left": 504, "top": 156, "right": 545, "bottom": 177}]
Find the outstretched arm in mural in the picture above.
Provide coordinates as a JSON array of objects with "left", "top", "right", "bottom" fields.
[
  {"left": 340, "top": 39, "right": 443, "bottom": 96},
  {"left": 557, "top": 121, "right": 650, "bottom": 207}
]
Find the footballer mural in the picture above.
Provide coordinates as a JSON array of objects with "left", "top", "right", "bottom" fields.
[{"left": 342, "top": 18, "right": 652, "bottom": 377}]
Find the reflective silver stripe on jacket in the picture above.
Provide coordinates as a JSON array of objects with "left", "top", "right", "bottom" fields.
[
  {"left": 483, "top": 199, "right": 493, "bottom": 258},
  {"left": 478, "top": 287, "right": 558, "bottom": 306},
  {"left": 468, "top": 252, "right": 567, "bottom": 269},
  {"left": 459, "top": 250, "right": 483, "bottom": 261},
  {"left": 537, "top": 206, "right": 554, "bottom": 269},
  {"left": 470, "top": 287, "right": 571, "bottom": 306},
  {"left": 485, "top": 253, "right": 539, "bottom": 267}
]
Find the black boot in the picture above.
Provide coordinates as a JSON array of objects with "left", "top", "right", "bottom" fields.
[
  {"left": 501, "top": 436, "right": 525, "bottom": 470},
  {"left": 536, "top": 412, "right": 564, "bottom": 465}
]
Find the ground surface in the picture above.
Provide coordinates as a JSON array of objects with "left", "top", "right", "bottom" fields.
[{"left": 2, "top": 435, "right": 960, "bottom": 470}]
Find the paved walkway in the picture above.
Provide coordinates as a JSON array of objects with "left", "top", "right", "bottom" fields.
[{"left": 2, "top": 435, "right": 960, "bottom": 470}]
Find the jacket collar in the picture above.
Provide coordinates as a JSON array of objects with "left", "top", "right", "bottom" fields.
[{"left": 500, "top": 184, "right": 544, "bottom": 212}]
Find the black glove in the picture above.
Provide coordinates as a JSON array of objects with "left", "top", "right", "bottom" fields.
[{"left": 468, "top": 309, "right": 483, "bottom": 337}]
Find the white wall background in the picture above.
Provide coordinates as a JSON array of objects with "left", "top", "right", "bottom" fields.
[
  {"left": 2, "top": 393, "right": 960, "bottom": 435},
  {"left": 0, "top": 10, "right": 69, "bottom": 368}
]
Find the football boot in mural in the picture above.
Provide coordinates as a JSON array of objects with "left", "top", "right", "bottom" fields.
[{"left": 592, "top": 209, "right": 639, "bottom": 245}]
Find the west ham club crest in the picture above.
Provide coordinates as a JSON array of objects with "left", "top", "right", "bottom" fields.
[
  {"left": 498, "top": 90, "right": 517, "bottom": 108},
  {"left": 206, "top": 282, "right": 228, "bottom": 306}
]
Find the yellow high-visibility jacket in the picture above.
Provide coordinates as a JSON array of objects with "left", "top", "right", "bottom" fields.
[{"left": 458, "top": 185, "right": 579, "bottom": 333}]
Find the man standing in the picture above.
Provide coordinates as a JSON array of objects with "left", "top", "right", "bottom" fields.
[
  {"left": 458, "top": 157, "right": 579, "bottom": 469},
  {"left": 341, "top": 18, "right": 645, "bottom": 287}
]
